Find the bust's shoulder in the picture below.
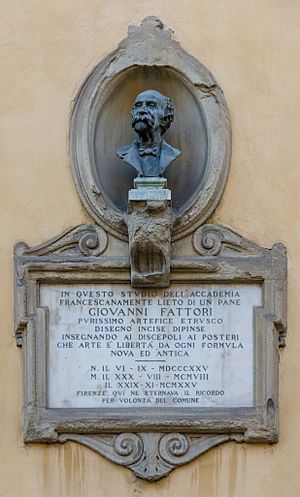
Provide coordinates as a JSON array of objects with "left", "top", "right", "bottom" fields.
[
  {"left": 161, "top": 140, "right": 181, "bottom": 159},
  {"left": 116, "top": 142, "right": 137, "bottom": 158}
]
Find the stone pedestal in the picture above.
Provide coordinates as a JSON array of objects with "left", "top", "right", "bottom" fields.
[{"left": 126, "top": 177, "right": 172, "bottom": 287}]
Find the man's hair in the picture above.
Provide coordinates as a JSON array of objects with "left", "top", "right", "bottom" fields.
[
  {"left": 159, "top": 95, "right": 174, "bottom": 135},
  {"left": 132, "top": 90, "right": 175, "bottom": 135}
]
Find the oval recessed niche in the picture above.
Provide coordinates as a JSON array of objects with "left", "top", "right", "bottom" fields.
[
  {"left": 94, "top": 66, "right": 207, "bottom": 214},
  {"left": 70, "top": 18, "right": 231, "bottom": 240}
]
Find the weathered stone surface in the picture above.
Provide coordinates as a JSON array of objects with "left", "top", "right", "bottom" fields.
[{"left": 126, "top": 193, "right": 172, "bottom": 287}]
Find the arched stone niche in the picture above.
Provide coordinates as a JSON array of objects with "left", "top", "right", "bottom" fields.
[{"left": 70, "top": 17, "right": 231, "bottom": 240}]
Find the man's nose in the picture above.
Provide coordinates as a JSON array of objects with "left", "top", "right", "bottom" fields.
[{"left": 139, "top": 102, "right": 148, "bottom": 112}]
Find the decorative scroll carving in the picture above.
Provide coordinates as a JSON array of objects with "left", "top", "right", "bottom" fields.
[
  {"left": 114, "top": 433, "right": 144, "bottom": 464},
  {"left": 159, "top": 433, "right": 189, "bottom": 460},
  {"left": 159, "top": 433, "right": 231, "bottom": 466},
  {"left": 59, "top": 432, "right": 232, "bottom": 481},
  {"left": 16, "top": 224, "right": 108, "bottom": 257},
  {"left": 59, "top": 433, "right": 143, "bottom": 466},
  {"left": 193, "top": 224, "right": 266, "bottom": 257}
]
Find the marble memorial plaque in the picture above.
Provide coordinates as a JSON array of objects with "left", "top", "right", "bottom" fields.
[
  {"left": 14, "top": 18, "right": 287, "bottom": 477},
  {"left": 41, "top": 283, "right": 261, "bottom": 409}
]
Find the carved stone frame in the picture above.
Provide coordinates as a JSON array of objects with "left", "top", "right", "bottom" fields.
[
  {"left": 70, "top": 18, "right": 231, "bottom": 241},
  {"left": 14, "top": 223, "right": 287, "bottom": 481}
]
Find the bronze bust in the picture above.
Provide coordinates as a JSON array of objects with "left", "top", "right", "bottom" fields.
[{"left": 117, "top": 90, "right": 180, "bottom": 177}]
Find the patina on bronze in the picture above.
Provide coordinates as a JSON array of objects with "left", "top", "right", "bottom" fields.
[{"left": 117, "top": 90, "right": 180, "bottom": 177}]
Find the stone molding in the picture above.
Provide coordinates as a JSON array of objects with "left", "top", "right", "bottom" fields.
[
  {"left": 58, "top": 432, "right": 235, "bottom": 481},
  {"left": 14, "top": 223, "right": 287, "bottom": 480},
  {"left": 70, "top": 17, "right": 231, "bottom": 240}
]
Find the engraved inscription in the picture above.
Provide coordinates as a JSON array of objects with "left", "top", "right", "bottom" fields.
[{"left": 40, "top": 283, "right": 261, "bottom": 408}]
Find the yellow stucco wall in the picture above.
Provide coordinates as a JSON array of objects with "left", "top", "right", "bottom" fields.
[{"left": 1, "top": 1, "right": 300, "bottom": 496}]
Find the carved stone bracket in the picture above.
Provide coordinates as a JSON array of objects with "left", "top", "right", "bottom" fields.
[
  {"left": 58, "top": 432, "right": 236, "bottom": 481},
  {"left": 126, "top": 188, "right": 172, "bottom": 287}
]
